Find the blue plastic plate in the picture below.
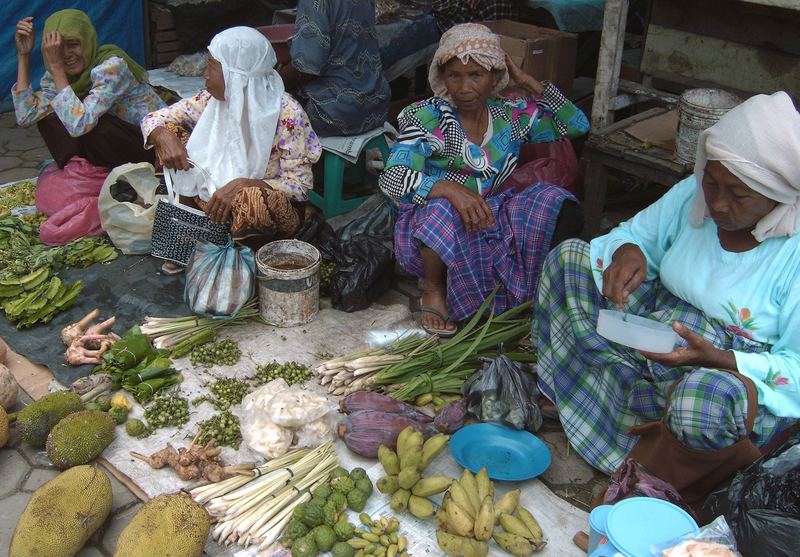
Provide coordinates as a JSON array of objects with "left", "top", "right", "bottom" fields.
[{"left": 449, "top": 423, "right": 551, "bottom": 481}]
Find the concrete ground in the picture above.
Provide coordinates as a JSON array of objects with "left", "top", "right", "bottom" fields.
[{"left": 0, "top": 110, "right": 606, "bottom": 556}]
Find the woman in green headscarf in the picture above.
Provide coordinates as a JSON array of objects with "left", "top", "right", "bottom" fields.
[{"left": 12, "top": 9, "right": 165, "bottom": 168}]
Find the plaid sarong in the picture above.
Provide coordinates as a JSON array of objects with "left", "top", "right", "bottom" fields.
[
  {"left": 534, "top": 239, "right": 795, "bottom": 474},
  {"left": 395, "top": 184, "right": 572, "bottom": 321}
]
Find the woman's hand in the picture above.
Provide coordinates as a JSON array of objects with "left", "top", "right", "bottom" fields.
[
  {"left": 430, "top": 180, "right": 495, "bottom": 233},
  {"left": 504, "top": 54, "right": 544, "bottom": 95},
  {"left": 149, "top": 127, "right": 191, "bottom": 170},
  {"left": 602, "top": 243, "right": 647, "bottom": 308},
  {"left": 15, "top": 17, "right": 35, "bottom": 57},
  {"left": 41, "top": 32, "right": 64, "bottom": 70},
  {"left": 639, "top": 322, "right": 737, "bottom": 370},
  {"left": 206, "top": 178, "right": 262, "bottom": 224}
]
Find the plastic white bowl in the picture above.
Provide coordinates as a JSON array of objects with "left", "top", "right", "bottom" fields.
[{"left": 596, "top": 310, "right": 679, "bottom": 353}]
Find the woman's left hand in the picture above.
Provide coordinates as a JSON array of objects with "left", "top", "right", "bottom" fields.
[
  {"left": 639, "top": 322, "right": 737, "bottom": 370},
  {"left": 206, "top": 178, "right": 262, "bottom": 224},
  {"left": 504, "top": 54, "right": 544, "bottom": 95},
  {"left": 41, "top": 32, "right": 64, "bottom": 71}
]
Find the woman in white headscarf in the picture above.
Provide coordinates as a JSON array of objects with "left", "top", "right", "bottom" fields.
[
  {"left": 533, "top": 91, "right": 800, "bottom": 475},
  {"left": 142, "top": 27, "right": 321, "bottom": 270}
]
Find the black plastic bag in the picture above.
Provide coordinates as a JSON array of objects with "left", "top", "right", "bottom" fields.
[
  {"left": 461, "top": 352, "right": 542, "bottom": 432},
  {"left": 704, "top": 437, "right": 800, "bottom": 557},
  {"left": 330, "top": 234, "right": 394, "bottom": 312},
  {"left": 293, "top": 208, "right": 341, "bottom": 264}
]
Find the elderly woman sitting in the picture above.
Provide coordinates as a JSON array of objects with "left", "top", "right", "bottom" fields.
[
  {"left": 534, "top": 92, "right": 800, "bottom": 476},
  {"left": 142, "top": 27, "right": 321, "bottom": 271},
  {"left": 379, "top": 23, "right": 589, "bottom": 335}
]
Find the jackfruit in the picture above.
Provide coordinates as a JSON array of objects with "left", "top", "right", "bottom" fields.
[
  {"left": 0, "top": 405, "right": 8, "bottom": 447},
  {"left": 16, "top": 391, "right": 84, "bottom": 447},
  {"left": 46, "top": 410, "right": 115, "bottom": 469},
  {"left": 113, "top": 493, "right": 210, "bottom": 557},
  {"left": 9, "top": 465, "right": 112, "bottom": 557}
]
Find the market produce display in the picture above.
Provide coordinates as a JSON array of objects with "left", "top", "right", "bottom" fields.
[
  {"left": 0, "top": 361, "right": 19, "bottom": 410},
  {"left": 9, "top": 465, "right": 113, "bottom": 557},
  {"left": 113, "top": 493, "right": 211, "bottom": 557},
  {"left": 94, "top": 326, "right": 183, "bottom": 402},
  {"left": 190, "top": 444, "right": 339, "bottom": 551},
  {"left": 143, "top": 388, "right": 190, "bottom": 430},
  {"left": 347, "top": 514, "right": 411, "bottom": 557},
  {"left": 12, "top": 390, "right": 84, "bottom": 447},
  {"left": 254, "top": 360, "right": 312, "bottom": 385},
  {"left": 372, "top": 426, "right": 452, "bottom": 519},
  {"left": 131, "top": 434, "right": 255, "bottom": 482},
  {"left": 194, "top": 377, "right": 251, "bottom": 410},
  {"left": 190, "top": 338, "right": 242, "bottom": 367},
  {"left": 315, "top": 290, "right": 534, "bottom": 401},
  {"left": 197, "top": 410, "right": 242, "bottom": 449},
  {"left": 45, "top": 409, "right": 116, "bottom": 468},
  {"left": 0, "top": 180, "right": 35, "bottom": 218},
  {"left": 0, "top": 217, "right": 117, "bottom": 328},
  {"left": 140, "top": 297, "right": 263, "bottom": 350},
  {"left": 436, "top": 469, "right": 546, "bottom": 556}
]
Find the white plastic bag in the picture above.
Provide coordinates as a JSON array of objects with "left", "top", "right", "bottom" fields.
[
  {"left": 98, "top": 163, "right": 162, "bottom": 254},
  {"left": 294, "top": 418, "right": 334, "bottom": 448},
  {"left": 267, "top": 386, "right": 330, "bottom": 428},
  {"left": 240, "top": 379, "right": 293, "bottom": 459}
]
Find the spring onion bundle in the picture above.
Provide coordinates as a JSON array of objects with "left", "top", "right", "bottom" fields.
[{"left": 140, "top": 298, "right": 264, "bottom": 351}]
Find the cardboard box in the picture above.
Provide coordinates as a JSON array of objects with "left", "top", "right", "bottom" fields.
[{"left": 483, "top": 20, "right": 577, "bottom": 98}]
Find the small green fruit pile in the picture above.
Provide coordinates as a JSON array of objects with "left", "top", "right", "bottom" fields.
[
  {"left": 189, "top": 339, "right": 241, "bottom": 367},
  {"left": 196, "top": 410, "right": 241, "bottom": 449},
  {"left": 254, "top": 361, "right": 311, "bottom": 386},
  {"left": 143, "top": 389, "right": 189, "bottom": 431}
]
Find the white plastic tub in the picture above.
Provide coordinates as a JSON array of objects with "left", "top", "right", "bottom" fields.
[{"left": 596, "top": 310, "right": 679, "bottom": 353}]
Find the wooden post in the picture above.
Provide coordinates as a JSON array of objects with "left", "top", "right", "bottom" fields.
[{"left": 590, "top": 0, "right": 630, "bottom": 130}]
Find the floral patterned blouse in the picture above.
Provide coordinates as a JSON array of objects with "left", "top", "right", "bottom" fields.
[
  {"left": 591, "top": 176, "right": 800, "bottom": 418},
  {"left": 379, "top": 82, "right": 590, "bottom": 205},
  {"left": 12, "top": 56, "right": 165, "bottom": 136},
  {"left": 141, "top": 90, "right": 322, "bottom": 202}
]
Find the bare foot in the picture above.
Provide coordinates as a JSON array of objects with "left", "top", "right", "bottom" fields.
[{"left": 420, "top": 287, "right": 456, "bottom": 333}]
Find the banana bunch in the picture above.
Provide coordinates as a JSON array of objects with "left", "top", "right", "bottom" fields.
[
  {"left": 435, "top": 469, "right": 545, "bottom": 557},
  {"left": 413, "top": 392, "right": 462, "bottom": 414},
  {"left": 376, "top": 426, "right": 452, "bottom": 519},
  {"left": 349, "top": 514, "right": 410, "bottom": 557},
  {"left": 0, "top": 266, "right": 83, "bottom": 328}
]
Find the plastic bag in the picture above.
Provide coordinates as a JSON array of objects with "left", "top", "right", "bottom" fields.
[
  {"left": 36, "top": 157, "right": 108, "bottom": 245},
  {"left": 267, "top": 385, "right": 330, "bottom": 428},
  {"left": 240, "top": 379, "right": 294, "bottom": 459},
  {"left": 98, "top": 162, "right": 162, "bottom": 254},
  {"left": 294, "top": 418, "right": 334, "bottom": 448},
  {"left": 184, "top": 238, "right": 255, "bottom": 318},
  {"left": 704, "top": 438, "right": 800, "bottom": 557},
  {"left": 652, "top": 516, "right": 740, "bottom": 557},
  {"left": 461, "top": 352, "right": 542, "bottom": 432},
  {"left": 501, "top": 139, "right": 579, "bottom": 194}
]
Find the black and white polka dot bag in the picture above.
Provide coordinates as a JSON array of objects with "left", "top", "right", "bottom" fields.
[{"left": 150, "top": 162, "right": 231, "bottom": 266}]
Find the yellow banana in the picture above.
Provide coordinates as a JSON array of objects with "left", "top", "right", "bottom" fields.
[
  {"left": 494, "top": 489, "right": 521, "bottom": 523},
  {"left": 444, "top": 497, "right": 475, "bottom": 537},
  {"left": 494, "top": 531, "right": 535, "bottom": 557},
  {"left": 516, "top": 506, "right": 544, "bottom": 545},
  {"left": 398, "top": 467, "right": 422, "bottom": 490},
  {"left": 408, "top": 495, "right": 435, "bottom": 519},
  {"left": 411, "top": 475, "right": 453, "bottom": 497},
  {"left": 500, "top": 513, "right": 533, "bottom": 539},
  {"left": 475, "top": 467, "right": 493, "bottom": 502},
  {"left": 378, "top": 445, "right": 401, "bottom": 475},
  {"left": 473, "top": 495, "right": 494, "bottom": 542},
  {"left": 448, "top": 481, "right": 477, "bottom": 518},
  {"left": 459, "top": 468, "right": 481, "bottom": 512},
  {"left": 419, "top": 433, "right": 450, "bottom": 470},
  {"left": 399, "top": 431, "right": 423, "bottom": 470},
  {"left": 390, "top": 489, "right": 411, "bottom": 513},
  {"left": 396, "top": 426, "right": 415, "bottom": 457}
]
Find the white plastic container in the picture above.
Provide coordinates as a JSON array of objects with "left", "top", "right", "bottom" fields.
[{"left": 596, "top": 310, "right": 679, "bottom": 353}]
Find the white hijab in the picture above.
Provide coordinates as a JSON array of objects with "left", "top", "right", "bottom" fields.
[
  {"left": 177, "top": 27, "right": 284, "bottom": 201},
  {"left": 690, "top": 91, "right": 800, "bottom": 241}
]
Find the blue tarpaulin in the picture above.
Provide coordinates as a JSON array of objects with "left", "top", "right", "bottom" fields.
[{"left": 1, "top": 0, "right": 145, "bottom": 112}]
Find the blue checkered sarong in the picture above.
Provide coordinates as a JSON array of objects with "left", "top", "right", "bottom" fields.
[
  {"left": 534, "top": 239, "right": 794, "bottom": 474},
  {"left": 394, "top": 184, "right": 573, "bottom": 320}
]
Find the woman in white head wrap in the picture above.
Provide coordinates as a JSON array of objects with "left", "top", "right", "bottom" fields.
[
  {"left": 533, "top": 91, "right": 800, "bottom": 476},
  {"left": 142, "top": 27, "right": 322, "bottom": 268}
]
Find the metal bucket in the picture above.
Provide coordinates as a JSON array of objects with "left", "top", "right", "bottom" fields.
[
  {"left": 676, "top": 88, "right": 741, "bottom": 164},
  {"left": 256, "top": 239, "right": 321, "bottom": 327}
]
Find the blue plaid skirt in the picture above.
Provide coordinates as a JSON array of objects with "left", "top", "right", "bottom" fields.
[
  {"left": 394, "top": 184, "right": 573, "bottom": 321},
  {"left": 534, "top": 239, "right": 796, "bottom": 474}
]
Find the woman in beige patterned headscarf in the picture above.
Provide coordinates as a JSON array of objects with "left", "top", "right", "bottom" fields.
[{"left": 379, "top": 23, "right": 589, "bottom": 335}]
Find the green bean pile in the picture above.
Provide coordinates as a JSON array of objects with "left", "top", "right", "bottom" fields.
[
  {"left": 189, "top": 338, "right": 242, "bottom": 367},
  {"left": 143, "top": 390, "right": 190, "bottom": 430},
  {"left": 254, "top": 361, "right": 311, "bottom": 386},
  {"left": 192, "top": 378, "right": 250, "bottom": 411},
  {"left": 197, "top": 411, "right": 242, "bottom": 449}
]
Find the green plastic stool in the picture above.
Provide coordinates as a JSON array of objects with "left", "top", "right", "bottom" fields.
[{"left": 310, "top": 133, "right": 390, "bottom": 218}]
